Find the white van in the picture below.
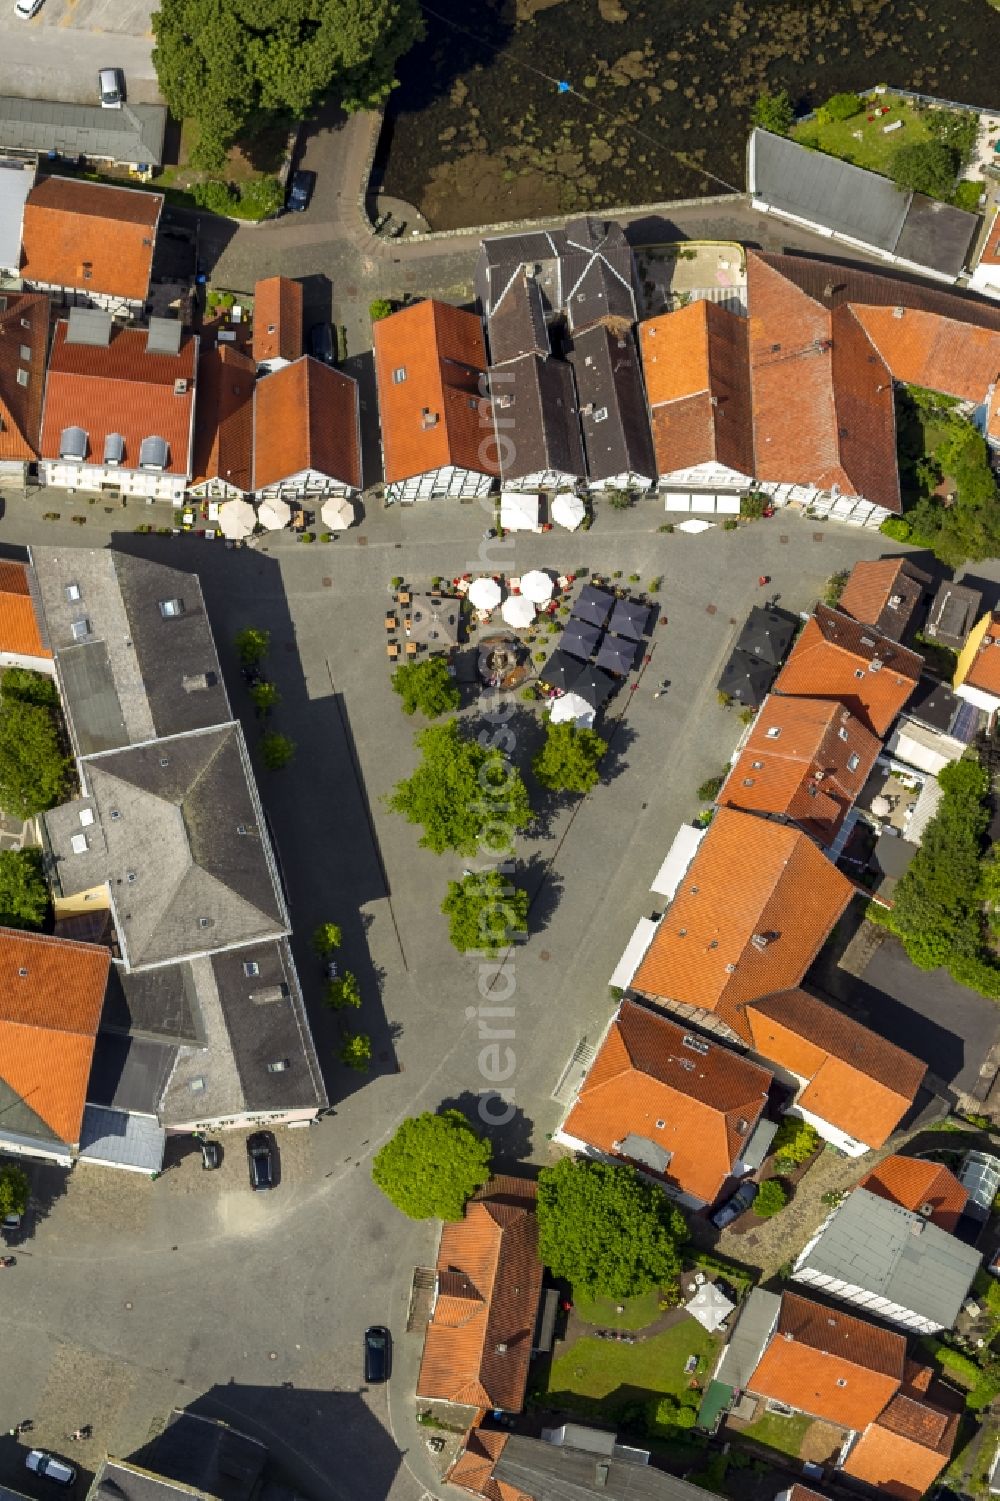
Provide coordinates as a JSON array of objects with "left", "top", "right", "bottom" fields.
[{"left": 26, "top": 1452, "right": 77, "bottom": 1488}]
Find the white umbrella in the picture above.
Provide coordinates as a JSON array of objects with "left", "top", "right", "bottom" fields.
[
  {"left": 500, "top": 491, "right": 540, "bottom": 532},
  {"left": 257, "top": 496, "right": 292, "bottom": 531},
  {"left": 468, "top": 576, "right": 502, "bottom": 610},
  {"left": 521, "top": 569, "right": 554, "bottom": 604},
  {"left": 321, "top": 495, "right": 355, "bottom": 531},
  {"left": 687, "top": 1282, "right": 735, "bottom": 1333},
  {"left": 501, "top": 594, "right": 535, "bottom": 629},
  {"left": 549, "top": 692, "right": 595, "bottom": 728},
  {"left": 552, "top": 492, "right": 586, "bottom": 531},
  {"left": 217, "top": 498, "right": 255, "bottom": 540}
]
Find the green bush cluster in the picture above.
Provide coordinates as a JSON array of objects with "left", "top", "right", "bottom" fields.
[
  {"left": 817, "top": 91, "right": 862, "bottom": 122},
  {"left": 753, "top": 1178, "right": 789, "bottom": 1218},
  {"left": 770, "top": 1117, "right": 820, "bottom": 1167},
  {"left": 891, "top": 392, "right": 1000, "bottom": 567},
  {"left": 192, "top": 176, "right": 283, "bottom": 221}
]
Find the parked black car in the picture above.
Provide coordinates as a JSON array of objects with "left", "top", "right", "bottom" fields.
[
  {"left": 246, "top": 1132, "right": 277, "bottom": 1191},
  {"left": 287, "top": 169, "right": 316, "bottom": 213},
  {"left": 711, "top": 1179, "right": 757, "bottom": 1230},
  {"left": 364, "top": 1325, "right": 391, "bottom": 1383},
  {"left": 200, "top": 1140, "right": 222, "bottom": 1170},
  {"left": 309, "top": 322, "right": 335, "bottom": 365}
]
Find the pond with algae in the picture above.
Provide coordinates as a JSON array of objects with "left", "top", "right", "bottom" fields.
[{"left": 377, "top": 0, "right": 1000, "bottom": 231}]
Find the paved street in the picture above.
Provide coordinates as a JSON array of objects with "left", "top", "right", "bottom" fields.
[{"left": 0, "top": 492, "right": 916, "bottom": 1501}]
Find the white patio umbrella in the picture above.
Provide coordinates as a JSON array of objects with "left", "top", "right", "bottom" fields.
[
  {"left": 256, "top": 496, "right": 292, "bottom": 531},
  {"left": 520, "top": 569, "right": 554, "bottom": 604},
  {"left": 687, "top": 1282, "right": 735, "bottom": 1333},
  {"left": 468, "top": 576, "right": 502, "bottom": 610},
  {"left": 552, "top": 492, "right": 586, "bottom": 531},
  {"left": 549, "top": 691, "right": 595, "bottom": 728},
  {"left": 501, "top": 594, "right": 535, "bottom": 629},
  {"left": 500, "top": 491, "right": 540, "bottom": 532},
  {"left": 321, "top": 495, "right": 355, "bottom": 531},
  {"left": 217, "top": 498, "right": 255, "bottom": 540}
]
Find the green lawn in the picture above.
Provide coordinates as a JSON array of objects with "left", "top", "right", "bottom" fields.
[
  {"left": 792, "top": 94, "right": 932, "bottom": 175},
  {"left": 739, "top": 1410, "right": 813, "bottom": 1459},
  {"left": 536, "top": 1320, "right": 721, "bottom": 1435},
  {"left": 572, "top": 1286, "right": 663, "bottom": 1331}
]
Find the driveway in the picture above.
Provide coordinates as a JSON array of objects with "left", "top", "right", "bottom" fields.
[{"left": 0, "top": 0, "right": 160, "bottom": 105}]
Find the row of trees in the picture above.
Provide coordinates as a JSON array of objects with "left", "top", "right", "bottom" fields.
[
  {"left": 312, "top": 922, "right": 370, "bottom": 1070},
  {"left": 235, "top": 628, "right": 296, "bottom": 769},
  {"left": 0, "top": 668, "right": 71, "bottom": 819},
  {"left": 371, "top": 1110, "right": 687, "bottom": 1299},
  {"left": 151, "top": 0, "right": 424, "bottom": 170}
]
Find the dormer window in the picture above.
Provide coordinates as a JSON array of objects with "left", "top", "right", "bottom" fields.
[{"left": 765, "top": 726, "right": 781, "bottom": 739}]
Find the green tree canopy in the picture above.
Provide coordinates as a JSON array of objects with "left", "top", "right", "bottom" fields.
[
  {"left": 312, "top": 922, "right": 342, "bottom": 955},
  {"left": 536, "top": 1157, "right": 686, "bottom": 1299},
  {"left": 751, "top": 88, "right": 794, "bottom": 135},
  {"left": 389, "top": 719, "right": 532, "bottom": 855},
  {"left": 532, "top": 722, "right": 608, "bottom": 795},
  {"left": 0, "top": 849, "right": 49, "bottom": 930},
  {"left": 391, "top": 656, "right": 461, "bottom": 718},
  {"left": 369, "top": 298, "right": 394, "bottom": 321},
  {"left": 325, "top": 971, "right": 361, "bottom": 1009},
  {"left": 0, "top": 697, "right": 70, "bottom": 818},
  {"left": 0, "top": 1163, "right": 28, "bottom": 1218},
  {"left": 372, "top": 1109, "right": 492, "bottom": 1220},
  {"left": 1, "top": 669, "right": 58, "bottom": 708},
  {"left": 817, "top": 91, "right": 862, "bottom": 122},
  {"left": 152, "top": 0, "right": 423, "bottom": 167},
  {"left": 260, "top": 731, "right": 295, "bottom": 770},
  {"left": 754, "top": 1179, "right": 789, "bottom": 1218},
  {"left": 235, "top": 627, "right": 270, "bottom": 665},
  {"left": 340, "top": 1032, "right": 372, "bottom": 1071},
  {"left": 889, "top": 140, "right": 958, "bottom": 200},
  {"left": 441, "top": 869, "right": 529, "bottom": 956}
]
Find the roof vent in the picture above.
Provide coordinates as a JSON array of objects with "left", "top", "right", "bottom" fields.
[
  {"left": 918, "top": 1202, "right": 934, "bottom": 1217},
  {"left": 174, "top": 378, "right": 188, "bottom": 396},
  {"left": 188, "top": 1076, "right": 205, "bottom": 1093},
  {"left": 420, "top": 408, "right": 439, "bottom": 429},
  {"left": 59, "top": 426, "right": 88, "bottom": 461},
  {"left": 495, "top": 1343, "right": 508, "bottom": 1354},
  {"left": 266, "top": 1059, "right": 290, "bottom": 1073},
  {"left": 158, "top": 597, "right": 184, "bottom": 618},
  {"left": 725, "top": 962, "right": 736, "bottom": 973},
  {"left": 869, "top": 658, "right": 883, "bottom": 673},
  {"left": 750, "top": 933, "right": 770, "bottom": 951},
  {"left": 736, "top": 1118, "right": 749, "bottom": 1134},
  {"left": 893, "top": 306, "right": 905, "bottom": 319},
  {"left": 17, "top": 966, "right": 27, "bottom": 978},
  {"left": 70, "top": 618, "right": 92, "bottom": 642}
]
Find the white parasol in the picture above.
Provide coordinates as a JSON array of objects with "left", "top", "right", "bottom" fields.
[
  {"left": 217, "top": 498, "right": 255, "bottom": 540},
  {"left": 468, "top": 576, "right": 502, "bottom": 610},
  {"left": 549, "top": 692, "right": 595, "bottom": 728},
  {"left": 321, "top": 495, "right": 355, "bottom": 530},
  {"left": 552, "top": 492, "right": 586, "bottom": 531},
  {"left": 520, "top": 569, "right": 554, "bottom": 603},
  {"left": 501, "top": 594, "right": 536, "bottom": 629},
  {"left": 500, "top": 491, "right": 540, "bottom": 532},
  {"left": 256, "top": 497, "right": 292, "bottom": 531}
]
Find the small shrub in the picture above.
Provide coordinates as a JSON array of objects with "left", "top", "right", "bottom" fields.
[
  {"left": 740, "top": 489, "right": 769, "bottom": 519},
  {"left": 648, "top": 577, "right": 662, "bottom": 593},
  {"left": 320, "top": 532, "right": 332, "bottom": 542},
  {"left": 628, "top": 573, "right": 640, "bottom": 583},
  {"left": 260, "top": 731, "right": 295, "bottom": 770},
  {"left": 299, "top": 531, "right": 315, "bottom": 543},
  {"left": 717, "top": 691, "right": 733, "bottom": 707},
  {"left": 754, "top": 1178, "right": 790, "bottom": 1218},
  {"left": 697, "top": 774, "right": 725, "bottom": 802},
  {"left": 606, "top": 489, "right": 633, "bottom": 511},
  {"left": 534, "top": 651, "right": 546, "bottom": 662},
  {"left": 953, "top": 179, "right": 983, "bottom": 213},
  {"left": 235, "top": 176, "right": 283, "bottom": 221},
  {"left": 722, "top": 517, "right": 738, "bottom": 531},
  {"left": 192, "top": 178, "right": 237, "bottom": 215},
  {"left": 658, "top": 522, "right": 674, "bottom": 533},
  {"left": 609, "top": 985, "right": 624, "bottom": 1001},
  {"left": 391, "top": 576, "right": 404, "bottom": 589},
  {"left": 612, "top": 570, "right": 623, "bottom": 579},
  {"left": 880, "top": 517, "right": 912, "bottom": 542},
  {"left": 739, "top": 707, "right": 755, "bottom": 725},
  {"left": 369, "top": 298, "right": 393, "bottom": 322},
  {"left": 818, "top": 90, "right": 862, "bottom": 121},
  {"left": 770, "top": 1117, "right": 820, "bottom": 1164},
  {"left": 340, "top": 1032, "right": 372, "bottom": 1071},
  {"left": 824, "top": 570, "right": 849, "bottom": 607}
]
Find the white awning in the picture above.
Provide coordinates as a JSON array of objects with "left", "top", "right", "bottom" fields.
[
  {"left": 650, "top": 824, "right": 706, "bottom": 899},
  {"left": 609, "top": 916, "right": 657, "bottom": 990},
  {"left": 500, "top": 491, "right": 540, "bottom": 531}
]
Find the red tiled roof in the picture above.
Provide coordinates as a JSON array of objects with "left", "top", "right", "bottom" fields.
[
  {"left": 843, "top": 1387, "right": 959, "bottom": 1501},
  {"left": 374, "top": 299, "right": 497, "bottom": 486},
  {"left": 253, "top": 356, "right": 360, "bottom": 492},
  {"left": 417, "top": 1176, "right": 543, "bottom": 1412},
  {"left": 839, "top": 558, "right": 930, "bottom": 640},
  {"left": 771, "top": 604, "right": 922, "bottom": 736},
  {"left": 749, "top": 1291, "right": 906, "bottom": 1431},
  {"left": 719, "top": 694, "right": 880, "bottom": 847},
  {"left": 561, "top": 1000, "right": 772, "bottom": 1204},
  {"left": 632, "top": 809, "right": 853, "bottom": 1026},
  {"left": 21, "top": 177, "right": 161, "bottom": 302},
  {"left": 747, "top": 253, "right": 901, "bottom": 513},
  {"left": 858, "top": 1155, "right": 967, "bottom": 1232},
  {"left": 252, "top": 277, "right": 303, "bottom": 366},
  {"left": 743, "top": 989, "right": 926, "bottom": 1148},
  {"left": 0, "top": 290, "right": 49, "bottom": 462},
  {"left": 639, "top": 301, "right": 754, "bottom": 479},
  {"left": 851, "top": 301, "right": 1000, "bottom": 408},
  {"left": 40, "top": 320, "right": 197, "bottom": 477},
  {"left": 960, "top": 612, "right": 1000, "bottom": 696},
  {"left": 0, "top": 560, "right": 50, "bottom": 659},
  {"left": 191, "top": 345, "right": 255, "bottom": 491},
  {"left": 0, "top": 927, "right": 110, "bottom": 1144},
  {"left": 979, "top": 208, "right": 1000, "bottom": 269},
  {"left": 449, "top": 1430, "right": 516, "bottom": 1501}
]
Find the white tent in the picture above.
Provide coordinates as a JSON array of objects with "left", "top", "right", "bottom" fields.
[
  {"left": 552, "top": 493, "right": 586, "bottom": 531},
  {"left": 500, "top": 491, "right": 540, "bottom": 532},
  {"left": 687, "top": 1282, "right": 735, "bottom": 1333},
  {"left": 468, "top": 576, "right": 502, "bottom": 610},
  {"left": 608, "top": 916, "right": 657, "bottom": 990},
  {"left": 676, "top": 518, "right": 715, "bottom": 534},
  {"left": 217, "top": 498, "right": 255, "bottom": 540},
  {"left": 549, "top": 692, "right": 595, "bottom": 728},
  {"left": 650, "top": 825, "right": 706, "bottom": 900},
  {"left": 501, "top": 594, "right": 536, "bottom": 629},
  {"left": 521, "top": 569, "right": 554, "bottom": 603},
  {"left": 321, "top": 495, "right": 355, "bottom": 531},
  {"left": 257, "top": 497, "right": 292, "bottom": 531}
]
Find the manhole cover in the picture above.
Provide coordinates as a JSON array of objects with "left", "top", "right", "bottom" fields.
[
  {"left": 357, "top": 535, "right": 367, "bottom": 545},
  {"left": 705, "top": 603, "right": 717, "bottom": 615},
  {"left": 322, "top": 577, "right": 332, "bottom": 588},
  {"left": 539, "top": 950, "right": 550, "bottom": 962},
  {"left": 813, "top": 531, "right": 825, "bottom": 542},
  {"left": 729, "top": 618, "right": 738, "bottom": 625},
  {"left": 779, "top": 535, "right": 789, "bottom": 544}
]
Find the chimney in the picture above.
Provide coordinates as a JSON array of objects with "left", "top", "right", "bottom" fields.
[
  {"left": 750, "top": 933, "right": 770, "bottom": 951},
  {"left": 919, "top": 1202, "right": 934, "bottom": 1218},
  {"left": 421, "top": 408, "right": 439, "bottom": 429},
  {"left": 495, "top": 1342, "right": 508, "bottom": 1354}
]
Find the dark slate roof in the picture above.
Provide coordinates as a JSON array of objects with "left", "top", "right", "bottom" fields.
[
  {"left": 475, "top": 230, "right": 563, "bottom": 318},
  {"left": 211, "top": 939, "right": 326, "bottom": 1112},
  {"left": 904, "top": 675, "right": 964, "bottom": 734},
  {"left": 113, "top": 552, "right": 230, "bottom": 738},
  {"left": 475, "top": 218, "right": 636, "bottom": 328},
  {"left": 895, "top": 193, "right": 981, "bottom": 280},
  {"left": 749, "top": 129, "right": 910, "bottom": 253},
  {"left": 568, "top": 323, "right": 656, "bottom": 484},
  {"left": 735, "top": 606, "right": 797, "bottom": 667},
  {"left": 101, "top": 963, "right": 203, "bottom": 1043},
  {"left": 925, "top": 579, "right": 983, "bottom": 651},
  {"left": 494, "top": 1433, "right": 712, "bottom": 1501},
  {"left": 0, "top": 94, "right": 165, "bottom": 167},
  {"left": 87, "top": 1031, "right": 178, "bottom": 1114},
  {"left": 488, "top": 269, "right": 550, "bottom": 366},
  {"left": 495, "top": 353, "right": 585, "bottom": 484}
]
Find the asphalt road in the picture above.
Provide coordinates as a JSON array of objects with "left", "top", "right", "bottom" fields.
[{"left": 0, "top": 493, "right": 929, "bottom": 1501}]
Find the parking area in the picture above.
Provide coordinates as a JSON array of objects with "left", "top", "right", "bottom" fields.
[{"left": 0, "top": 0, "right": 159, "bottom": 106}]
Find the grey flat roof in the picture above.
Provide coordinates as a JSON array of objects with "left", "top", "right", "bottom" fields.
[
  {"left": 0, "top": 95, "right": 165, "bottom": 166},
  {"left": 79, "top": 1104, "right": 164, "bottom": 1171},
  {"left": 715, "top": 1287, "right": 780, "bottom": 1388},
  {"left": 796, "top": 1187, "right": 981, "bottom": 1327},
  {"left": 750, "top": 128, "right": 909, "bottom": 252},
  {"left": 895, "top": 193, "right": 980, "bottom": 280},
  {"left": 58, "top": 638, "right": 129, "bottom": 754},
  {"left": 212, "top": 939, "right": 327, "bottom": 1113},
  {"left": 0, "top": 157, "right": 32, "bottom": 270},
  {"left": 494, "top": 1433, "right": 710, "bottom": 1501}
]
